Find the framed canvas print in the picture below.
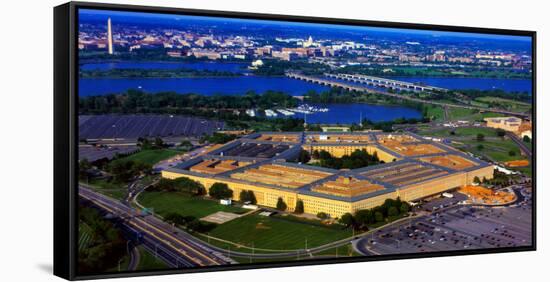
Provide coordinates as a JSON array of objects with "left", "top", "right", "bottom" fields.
[{"left": 54, "top": 1, "right": 536, "bottom": 280}]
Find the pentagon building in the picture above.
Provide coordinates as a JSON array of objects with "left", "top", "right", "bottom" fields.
[{"left": 162, "top": 132, "right": 493, "bottom": 218}]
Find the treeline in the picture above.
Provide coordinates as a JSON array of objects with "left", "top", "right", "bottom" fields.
[
  {"left": 79, "top": 90, "right": 305, "bottom": 131},
  {"left": 336, "top": 65, "right": 531, "bottom": 79},
  {"left": 252, "top": 59, "right": 331, "bottom": 76},
  {"left": 79, "top": 49, "right": 212, "bottom": 63},
  {"left": 350, "top": 116, "right": 431, "bottom": 132},
  {"left": 304, "top": 88, "right": 425, "bottom": 111},
  {"left": 339, "top": 198, "right": 410, "bottom": 230},
  {"left": 107, "top": 158, "right": 152, "bottom": 183},
  {"left": 150, "top": 177, "right": 206, "bottom": 196},
  {"left": 78, "top": 205, "right": 128, "bottom": 274},
  {"left": 456, "top": 89, "right": 531, "bottom": 104},
  {"left": 79, "top": 90, "right": 299, "bottom": 114},
  {"left": 199, "top": 132, "right": 237, "bottom": 144},
  {"left": 80, "top": 68, "right": 241, "bottom": 78},
  {"left": 311, "top": 149, "right": 382, "bottom": 170}
]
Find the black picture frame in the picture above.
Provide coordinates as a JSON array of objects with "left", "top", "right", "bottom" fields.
[{"left": 54, "top": 1, "right": 536, "bottom": 280}]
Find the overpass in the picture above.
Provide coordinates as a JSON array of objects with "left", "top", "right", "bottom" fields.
[
  {"left": 286, "top": 72, "right": 530, "bottom": 118},
  {"left": 325, "top": 73, "right": 449, "bottom": 93}
]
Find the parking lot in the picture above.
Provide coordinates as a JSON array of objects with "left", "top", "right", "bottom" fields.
[{"left": 355, "top": 188, "right": 532, "bottom": 255}]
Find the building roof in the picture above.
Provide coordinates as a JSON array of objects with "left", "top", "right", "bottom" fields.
[{"left": 165, "top": 131, "right": 492, "bottom": 202}]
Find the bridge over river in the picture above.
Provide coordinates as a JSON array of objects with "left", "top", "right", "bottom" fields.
[{"left": 285, "top": 72, "right": 530, "bottom": 118}]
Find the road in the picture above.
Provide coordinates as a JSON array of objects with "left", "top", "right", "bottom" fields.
[
  {"left": 506, "top": 132, "right": 532, "bottom": 159},
  {"left": 79, "top": 186, "right": 234, "bottom": 268}
]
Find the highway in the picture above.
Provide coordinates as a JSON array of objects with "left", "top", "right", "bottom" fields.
[
  {"left": 286, "top": 72, "right": 530, "bottom": 118},
  {"left": 79, "top": 186, "right": 234, "bottom": 268}
]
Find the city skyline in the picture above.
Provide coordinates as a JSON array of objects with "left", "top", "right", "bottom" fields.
[{"left": 79, "top": 8, "right": 532, "bottom": 42}]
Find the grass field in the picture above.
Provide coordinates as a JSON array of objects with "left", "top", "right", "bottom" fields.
[
  {"left": 417, "top": 126, "right": 525, "bottom": 163},
  {"left": 476, "top": 96, "right": 532, "bottom": 112},
  {"left": 86, "top": 179, "right": 127, "bottom": 200},
  {"left": 207, "top": 214, "right": 352, "bottom": 251},
  {"left": 421, "top": 127, "right": 499, "bottom": 138},
  {"left": 118, "top": 149, "right": 181, "bottom": 166},
  {"left": 137, "top": 191, "right": 246, "bottom": 219},
  {"left": 456, "top": 139, "right": 522, "bottom": 163},
  {"left": 424, "top": 105, "right": 445, "bottom": 121},
  {"left": 447, "top": 108, "right": 478, "bottom": 120},
  {"left": 312, "top": 243, "right": 360, "bottom": 257},
  {"left": 423, "top": 106, "right": 489, "bottom": 122},
  {"left": 136, "top": 246, "right": 169, "bottom": 271}
]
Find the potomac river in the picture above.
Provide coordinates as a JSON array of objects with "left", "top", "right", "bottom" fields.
[{"left": 79, "top": 61, "right": 532, "bottom": 124}]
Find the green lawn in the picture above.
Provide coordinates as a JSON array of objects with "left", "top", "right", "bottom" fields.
[
  {"left": 515, "top": 167, "right": 533, "bottom": 177},
  {"left": 118, "top": 149, "right": 181, "bottom": 166},
  {"left": 476, "top": 96, "right": 532, "bottom": 112},
  {"left": 424, "top": 105, "right": 445, "bottom": 121},
  {"left": 136, "top": 246, "right": 169, "bottom": 271},
  {"left": 454, "top": 127, "right": 498, "bottom": 136},
  {"left": 86, "top": 179, "right": 127, "bottom": 200},
  {"left": 456, "top": 139, "right": 522, "bottom": 163},
  {"left": 207, "top": 214, "right": 352, "bottom": 251},
  {"left": 420, "top": 127, "right": 499, "bottom": 138},
  {"left": 137, "top": 191, "right": 246, "bottom": 219},
  {"left": 447, "top": 107, "right": 478, "bottom": 120},
  {"left": 312, "top": 243, "right": 360, "bottom": 258}
]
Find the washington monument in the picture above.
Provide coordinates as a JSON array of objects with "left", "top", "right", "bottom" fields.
[{"left": 107, "top": 17, "right": 113, "bottom": 55}]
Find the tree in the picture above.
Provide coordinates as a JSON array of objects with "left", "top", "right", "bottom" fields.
[
  {"left": 154, "top": 177, "right": 205, "bottom": 195},
  {"left": 374, "top": 211, "right": 384, "bottom": 222},
  {"left": 209, "top": 182, "right": 233, "bottom": 199},
  {"left": 339, "top": 213, "right": 355, "bottom": 228},
  {"left": 276, "top": 197, "right": 287, "bottom": 211},
  {"left": 79, "top": 159, "right": 92, "bottom": 181},
  {"left": 354, "top": 209, "right": 372, "bottom": 228},
  {"left": 154, "top": 137, "right": 166, "bottom": 148},
  {"left": 508, "top": 150, "right": 517, "bottom": 156},
  {"left": 477, "top": 144, "right": 484, "bottom": 151},
  {"left": 298, "top": 149, "right": 311, "bottom": 163},
  {"left": 164, "top": 213, "right": 185, "bottom": 226},
  {"left": 388, "top": 206, "right": 399, "bottom": 217},
  {"left": 523, "top": 135, "right": 531, "bottom": 143},
  {"left": 476, "top": 133, "right": 485, "bottom": 142},
  {"left": 400, "top": 202, "right": 410, "bottom": 214},
  {"left": 317, "top": 212, "right": 329, "bottom": 219},
  {"left": 179, "top": 140, "right": 193, "bottom": 149},
  {"left": 496, "top": 129, "right": 506, "bottom": 137},
  {"left": 295, "top": 200, "right": 304, "bottom": 214},
  {"left": 312, "top": 150, "right": 320, "bottom": 159},
  {"left": 108, "top": 159, "right": 151, "bottom": 183},
  {"left": 239, "top": 190, "right": 257, "bottom": 204},
  {"left": 473, "top": 176, "right": 481, "bottom": 184}
]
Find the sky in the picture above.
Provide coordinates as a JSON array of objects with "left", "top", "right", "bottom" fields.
[{"left": 79, "top": 8, "right": 533, "bottom": 43}]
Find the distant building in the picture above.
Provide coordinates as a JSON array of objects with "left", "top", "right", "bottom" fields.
[
  {"left": 107, "top": 18, "right": 113, "bottom": 55},
  {"left": 321, "top": 126, "right": 350, "bottom": 132},
  {"left": 484, "top": 117, "right": 532, "bottom": 138},
  {"left": 485, "top": 116, "right": 522, "bottom": 131}
]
